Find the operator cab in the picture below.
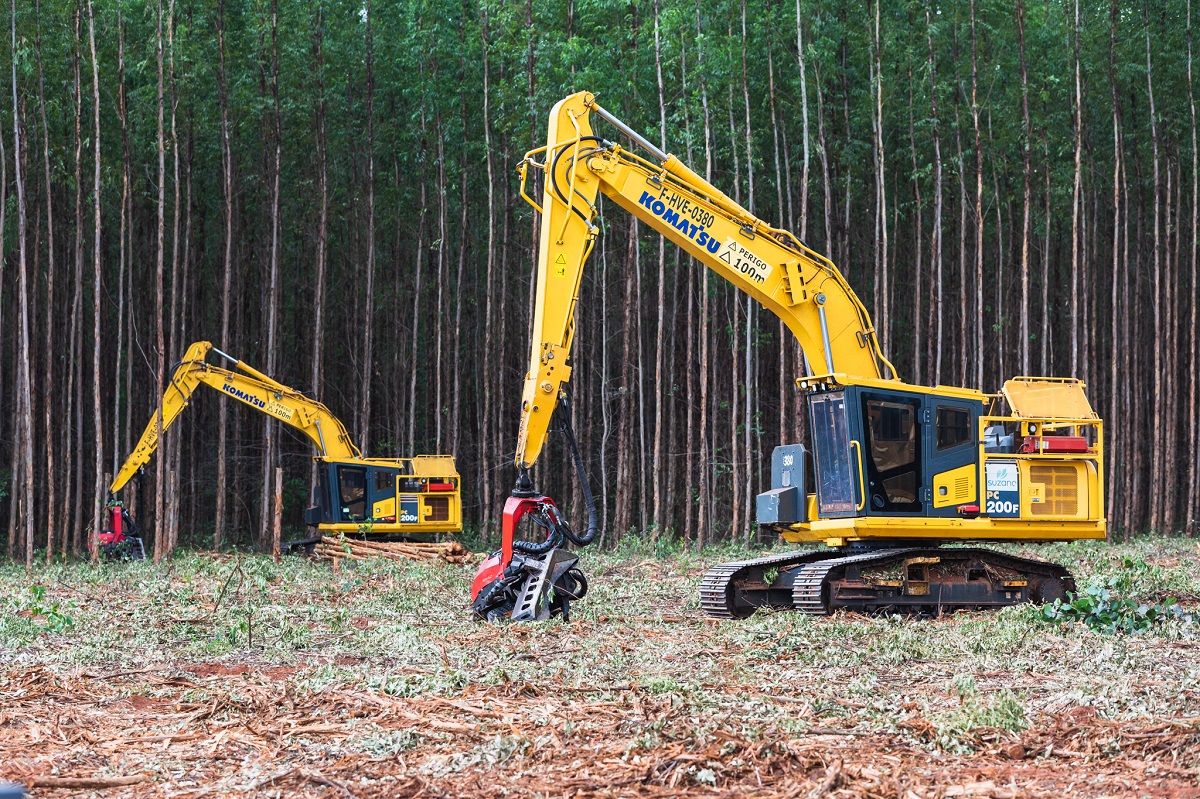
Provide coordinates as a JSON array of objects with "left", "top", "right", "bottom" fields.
[
  {"left": 761, "top": 386, "right": 985, "bottom": 524},
  {"left": 304, "top": 458, "right": 461, "bottom": 533},
  {"left": 809, "top": 386, "right": 983, "bottom": 519}
]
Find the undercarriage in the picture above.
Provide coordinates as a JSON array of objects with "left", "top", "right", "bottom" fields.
[{"left": 700, "top": 545, "right": 1072, "bottom": 618}]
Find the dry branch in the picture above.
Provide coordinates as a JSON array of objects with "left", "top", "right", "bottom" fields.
[{"left": 29, "top": 775, "right": 146, "bottom": 789}]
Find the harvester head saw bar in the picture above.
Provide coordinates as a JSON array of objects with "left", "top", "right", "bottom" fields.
[
  {"left": 469, "top": 494, "right": 589, "bottom": 622},
  {"left": 472, "top": 395, "right": 598, "bottom": 622}
]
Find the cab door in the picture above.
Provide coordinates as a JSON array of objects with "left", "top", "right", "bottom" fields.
[{"left": 923, "top": 398, "right": 980, "bottom": 517}]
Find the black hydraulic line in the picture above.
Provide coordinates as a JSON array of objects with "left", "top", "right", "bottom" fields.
[
  {"left": 553, "top": 394, "right": 599, "bottom": 547},
  {"left": 548, "top": 136, "right": 609, "bottom": 226},
  {"left": 512, "top": 523, "right": 562, "bottom": 556}
]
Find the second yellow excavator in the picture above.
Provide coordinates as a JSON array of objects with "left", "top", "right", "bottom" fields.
[
  {"left": 472, "top": 91, "right": 1105, "bottom": 621},
  {"left": 98, "top": 341, "right": 461, "bottom": 558}
]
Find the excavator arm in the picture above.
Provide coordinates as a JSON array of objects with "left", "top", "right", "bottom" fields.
[
  {"left": 514, "top": 91, "right": 896, "bottom": 471},
  {"left": 110, "top": 341, "right": 360, "bottom": 494}
]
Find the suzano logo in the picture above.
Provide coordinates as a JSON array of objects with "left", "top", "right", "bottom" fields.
[
  {"left": 223, "top": 383, "right": 266, "bottom": 409},
  {"left": 987, "top": 464, "right": 1019, "bottom": 490}
]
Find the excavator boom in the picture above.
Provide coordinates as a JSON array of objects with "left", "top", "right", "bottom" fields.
[
  {"left": 515, "top": 92, "right": 896, "bottom": 470},
  {"left": 111, "top": 341, "right": 359, "bottom": 494}
]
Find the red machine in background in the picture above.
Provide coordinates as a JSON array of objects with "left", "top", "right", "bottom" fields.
[{"left": 95, "top": 500, "right": 147, "bottom": 561}]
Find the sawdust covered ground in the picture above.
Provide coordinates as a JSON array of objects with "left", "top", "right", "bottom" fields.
[{"left": 1, "top": 538, "right": 1199, "bottom": 798}]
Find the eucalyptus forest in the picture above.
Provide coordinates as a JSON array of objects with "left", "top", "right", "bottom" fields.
[{"left": 2, "top": 0, "right": 1197, "bottom": 561}]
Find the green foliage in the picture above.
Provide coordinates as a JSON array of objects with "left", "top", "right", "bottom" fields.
[
  {"left": 1036, "top": 579, "right": 1196, "bottom": 635},
  {"left": 10, "top": 585, "right": 76, "bottom": 634},
  {"left": 932, "top": 673, "right": 1027, "bottom": 754}
]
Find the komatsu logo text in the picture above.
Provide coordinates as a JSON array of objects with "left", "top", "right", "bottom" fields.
[
  {"left": 638, "top": 189, "right": 772, "bottom": 284},
  {"left": 638, "top": 190, "right": 721, "bottom": 255},
  {"left": 223, "top": 383, "right": 266, "bottom": 409}
]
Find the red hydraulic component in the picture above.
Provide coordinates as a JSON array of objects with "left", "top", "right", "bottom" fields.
[
  {"left": 97, "top": 502, "right": 125, "bottom": 547},
  {"left": 1020, "top": 435, "right": 1088, "bottom": 454},
  {"left": 95, "top": 500, "right": 146, "bottom": 560},
  {"left": 427, "top": 482, "right": 456, "bottom": 492},
  {"left": 470, "top": 494, "right": 557, "bottom": 601}
]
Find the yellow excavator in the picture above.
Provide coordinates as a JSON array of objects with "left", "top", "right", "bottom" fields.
[
  {"left": 471, "top": 91, "right": 1104, "bottom": 620},
  {"left": 98, "top": 341, "right": 461, "bottom": 558}
]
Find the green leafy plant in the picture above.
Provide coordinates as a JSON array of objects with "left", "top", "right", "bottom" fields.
[
  {"left": 1037, "top": 578, "right": 1196, "bottom": 634},
  {"left": 16, "top": 585, "right": 76, "bottom": 633}
]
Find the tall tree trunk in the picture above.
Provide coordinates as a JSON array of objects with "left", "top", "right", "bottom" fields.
[
  {"left": 769, "top": 42, "right": 788, "bottom": 445},
  {"left": 35, "top": 0, "right": 58, "bottom": 561},
  {"left": 360, "top": 0, "right": 376, "bottom": 453},
  {"left": 408, "top": 107, "right": 428, "bottom": 453},
  {"left": 696, "top": 0, "right": 711, "bottom": 546},
  {"left": 1042, "top": 139, "right": 1051, "bottom": 375},
  {"left": 69, "top": 4, "right": 84, "bottom": 555},
  {"left": 907, "top": 65, "right": 923, "bottom": 384},
  {"left": 434, "top": 114, "right": 448, "bottom": 450},
  {"left": 927, "top": 2, "right": 944, "bottom": 385},
  {"left": 480, "top": 0, "right": 496, "bottom": 517},
  {"left": 215, "top": 0, "right": 233, "bottom": 549},
  {"left": 165, "top": 0, "right": 180, "bottom": 556},
  {"left": 87, "top": 0, "right": 103, "bottom": 561},
  {"left": 971, "top": 0, "right": 983, "bottom": 389},
  {"left": 11, "top": 0, "right": 35, "bottom": 566},
  {"left": 740, "top": 1, "right": 756, "bottom": 542},
  {"left": 153, "top": 0, "right": 167, "bottom": 562},
  {"left": 873, "top": 0, "right": 889, "bottom": 357},
  {"left": 652, "top": 0, "right": 667, "bottom": 533},
  {"left": 113, "top": 12, "right": 129, "bottom": 483},
  {"left": 310, "top": 3, "right": 328, "bottom": 413},
  {"left": 1146, "top": 8, "right": 1163, "bottom": 532},
  {"left": 1019, "top": 0, "right": 1032, "bottom": 375},
  {"left": 0, "top": 13, "right": 7, "bottom": 556},
  {"left": 1107, "top": 0, "right": 1122, "bottom": 531},
  {"left": 681, "top": 33, "right": 697, "bottom": 540},
  {"left": 1070, "top": 0, "right": 1082, "bottom": 377},
  {"left": 1189, "top": 0, "right": 1199, "bottom": 533},
  {"left": 259, "top": 0, "right": 282, "bottom": 548}
]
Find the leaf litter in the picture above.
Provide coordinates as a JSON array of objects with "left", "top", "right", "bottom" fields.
[{"left": 1, "top": 538, "right": 1199, "bottom": 798}]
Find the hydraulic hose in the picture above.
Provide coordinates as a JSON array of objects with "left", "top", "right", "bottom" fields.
[
  {"left": 554, "top": 395, "right": 599, "bottom": 547},
  {"left": 512, "top": 509, "right": 563, "bottom": 556}
]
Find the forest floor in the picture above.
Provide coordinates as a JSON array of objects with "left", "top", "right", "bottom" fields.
[{"left": 1, "top": 537, "right": 1199, "bottom": 799}]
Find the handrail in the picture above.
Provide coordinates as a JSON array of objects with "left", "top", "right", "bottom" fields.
[{"left": 850, "top": 440, "right": 867, "bottom": 512}]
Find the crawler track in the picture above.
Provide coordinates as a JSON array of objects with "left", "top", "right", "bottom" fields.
[{"left": 701, "top": 546, "right": 1074, "bottom": 618}]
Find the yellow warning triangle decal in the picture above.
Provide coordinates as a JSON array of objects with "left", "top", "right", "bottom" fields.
[{"left": 555, "top": 253, "right": 567, "bottom": 265}]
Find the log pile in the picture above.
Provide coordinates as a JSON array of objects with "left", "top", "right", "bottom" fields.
[{"left": 313, "top": 536, "right": 472, "bottom": 565}]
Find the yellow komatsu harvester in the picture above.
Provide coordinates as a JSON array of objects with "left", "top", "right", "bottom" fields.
[
  {"left": 100, "top": 341, "right": 460, "bottom": 558},
  {"left": 470, "top": 91, "right": 1104, "bottom": 620}
]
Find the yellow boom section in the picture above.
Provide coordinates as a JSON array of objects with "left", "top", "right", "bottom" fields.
[
  {"left": 515, "top": 91, "right": 896, "bottom": 469},
  {"left": 111, "top": 341, "right": 360, "bottom": 493}
]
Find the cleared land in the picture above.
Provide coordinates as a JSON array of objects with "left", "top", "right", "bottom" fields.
[{"left": 1, "top": 538, "right": 1199, "bottom": 798}]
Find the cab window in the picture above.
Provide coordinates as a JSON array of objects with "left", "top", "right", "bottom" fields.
[
  {"left": 374, "top": 470, "right": 395, "bottom": 495},
  {"left": 337, "top": 467, "right": 367, "bottom": 521},
  {"left": 936, "top": 407, "right": 972, "bottom": 450},
  {"left": 863, "top": 399, "right": 920, "bottom": 511}
]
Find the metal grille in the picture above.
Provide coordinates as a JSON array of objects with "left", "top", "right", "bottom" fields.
[
  {"left": 1030, "top": 465, "right": 1078, "bottom": 516},
  {"left": 953, "top": 475, "right": 971, "bottom": 503},
  {"left": 424, "top": 496, "right": 451, "bottom": 522}
]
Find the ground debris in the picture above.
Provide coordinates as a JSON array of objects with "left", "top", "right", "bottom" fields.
[{"left": 3, "top": 543, "right": 1200, "bottom": 798}]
